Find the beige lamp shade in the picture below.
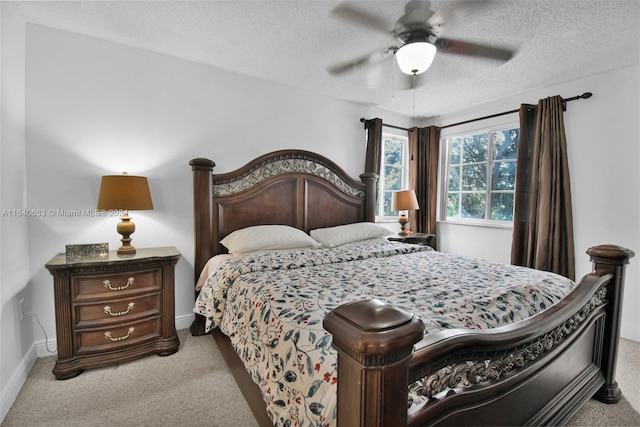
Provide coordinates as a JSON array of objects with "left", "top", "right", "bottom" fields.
[
  {"left": 391, "top": 189, "right": 419, "bottom": 212},
  {"left": 97, "top": 173, "right": 153, "bottom": 255},
  {"left": 391, "top": 189, "right": 419, "bottom": 235},
  {"left": 97, "top": 174, "right": 154, "bottom": 211}
]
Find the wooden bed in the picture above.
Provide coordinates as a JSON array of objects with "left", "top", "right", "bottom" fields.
[{"left": 189, "top": 149, "right": 634, "bottom": 426}]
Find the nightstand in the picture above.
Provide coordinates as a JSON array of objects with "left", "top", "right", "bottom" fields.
[
  {"left": 388, "top": 233, "right": 435, "bottom": 249},
  {"left": 45, "top": 246, "right": 181, "bottom": 380}
]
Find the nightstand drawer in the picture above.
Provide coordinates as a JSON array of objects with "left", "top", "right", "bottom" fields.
[
  {"left": 75, "top": 317, "right": 161, "bottom": 355},
  {"left": 73, "top": 269, "right": 161, "bottom": 301},
  {"left": 74, "top": 293, "right": 161, "bottom": 328}
]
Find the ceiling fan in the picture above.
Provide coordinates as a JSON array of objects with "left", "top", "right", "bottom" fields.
[{"left": 328, "top": 0, "right": 515, "bottom": 78}]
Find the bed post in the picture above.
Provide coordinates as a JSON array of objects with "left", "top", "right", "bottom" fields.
[
  {"left": 323, "top": 299, "right": 424, "bottom": 427},
  {"left": 189, "top": 158, "right": 215, "bottom": 336},
  {"left": 586, "top": 244, "right": 635, "bottom": 403},
  {"left": 359, "top": 172, "right": 378, "bottom": 222}
]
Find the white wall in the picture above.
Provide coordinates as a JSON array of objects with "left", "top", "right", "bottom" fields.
[
  {"left": 0, "top": 4, "right": 36, "bottom": 422},
  {"left": 431, "top": 65, "right": 640, "bottom": 341}
]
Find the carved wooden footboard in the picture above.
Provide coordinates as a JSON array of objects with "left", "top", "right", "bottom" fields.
[{"left": 324, "top": 245, "right": 634, "bottom": 426}]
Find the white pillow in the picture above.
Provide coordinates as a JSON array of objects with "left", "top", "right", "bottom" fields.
[
  {"left": 220, "top": 225, "right": 320, "bottom": 255},
  {"left": 310, "top": 222, "right": 393, "bottom": 248}
]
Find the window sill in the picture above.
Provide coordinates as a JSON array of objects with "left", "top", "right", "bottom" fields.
[
  {"left": 375, "top": 218, "right": 399, "bottom": 224},
  {"left": 438, "top": 218, "right": 513, "bottom": 229}
]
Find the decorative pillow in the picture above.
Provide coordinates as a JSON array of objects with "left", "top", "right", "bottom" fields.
[
  {"left": 220, "top": 225, "right": 320, "bottom": 255},
  {"left": 310, "top": 222, "right": 393, "bottom": 248}
]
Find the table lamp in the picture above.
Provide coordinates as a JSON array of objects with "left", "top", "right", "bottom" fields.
[
  {"left": 97, "top": 173, "right": 154, "bottom": 254},
  {"left": 391, "top": 189, "right": 419, "bottom": 235}
]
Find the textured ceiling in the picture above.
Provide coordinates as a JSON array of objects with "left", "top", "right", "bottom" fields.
[{"left": 14, "top": 0, "right": 640, "bottom": 118}]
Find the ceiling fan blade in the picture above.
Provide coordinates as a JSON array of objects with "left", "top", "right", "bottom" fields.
[
  {"left": 426, "top": 1, "right": 496, "bottom": 32},
  {"left": 434, "top": 37, "right": 514, "bottom": 61},
  {"left": 327, "top": 48, "right": 393, "bottom": 76},
  {"left": 330, "top": 2, "right": 392, "bottom": 36}
]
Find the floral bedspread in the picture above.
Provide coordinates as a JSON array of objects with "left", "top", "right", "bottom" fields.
[{"left": 194, "top": 241, "right": 575, "bottom": 427}]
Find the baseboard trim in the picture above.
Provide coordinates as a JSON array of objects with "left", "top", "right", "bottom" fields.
[
  {"left": 0, "top": 341, "right": 37, "bottom": 423},
  {"left": 175, "top": 313, "right": 195, "bottom": 331},
  {"left": 621, "top": 322, "right": 640, "bottom": 342}
]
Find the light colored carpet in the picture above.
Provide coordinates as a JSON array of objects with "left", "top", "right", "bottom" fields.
[
  {"left": 2, "top": 330, "right": 639, "bottom": 426},
  {"left": 2, "top": 329, "right": 258, "bottom": 427}
]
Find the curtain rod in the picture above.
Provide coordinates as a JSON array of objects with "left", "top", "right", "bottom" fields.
[
  {"left": 360, "top": 92, "right": 592, "bottom": 132},
  {"left": 440, "top": 92, "right": 593, "bottom": 129},
  {"left": 359, "top": 118, "right": 410, "bottom": 132}
]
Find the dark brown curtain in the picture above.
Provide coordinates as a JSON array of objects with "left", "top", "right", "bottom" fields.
[
  {"left": 511, "top": 96, "right": 575, "bottom": 280},
  {"left": 409, "top": 126, "right": 440, "bottom": 248},
  {"left": 364, "top": 118, "right": 383, "bottom": 175}
]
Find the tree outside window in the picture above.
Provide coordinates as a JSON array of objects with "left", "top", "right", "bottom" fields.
[{"left": 444, "top": 127, "right": 519, "bottom": 222}]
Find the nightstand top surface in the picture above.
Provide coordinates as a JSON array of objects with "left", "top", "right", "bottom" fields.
[
  {"left": 46, "top": 246, "right": 180, "bottom": 269},
  {"left": 388, "top": 233, "right": 434, "bottom": 239},
  {"left": 388, "top": 233, "right": 435, "bottom": 249}
]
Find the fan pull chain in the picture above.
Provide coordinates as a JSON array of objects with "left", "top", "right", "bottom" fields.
[
  {"left": 392, "top": 50, "right": 397, "bottom": 99},
  {"left": 412, "top": 72, "right": 417, "bottom": 128}
]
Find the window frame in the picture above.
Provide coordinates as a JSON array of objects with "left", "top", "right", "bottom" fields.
[
  {"left": 438, "top": 118, "right": 520, "bottom": 228},
  {"left": 376, "top": 132, "right": 410, "bottom": 222}
]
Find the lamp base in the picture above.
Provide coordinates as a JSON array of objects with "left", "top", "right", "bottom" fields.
[
  {"left": 398, "top": 213, "right": 409, "bottom": 235},
  {"left": 116, "top": 212, "right": 137, "bottom": 255},
  {"left": 117, "top": 244, "right": 137, "bottom": 255}
]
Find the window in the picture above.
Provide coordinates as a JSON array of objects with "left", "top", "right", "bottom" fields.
[
  {"left": 442, "top": 126, "right": 519, "bottom": 223},
  {"left": 377, "top": 134, "right": 409, "bottom": 218}
]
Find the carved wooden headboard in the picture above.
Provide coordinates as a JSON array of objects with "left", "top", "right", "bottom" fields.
[{"left": 190, "top": 149, "right": 378, "bottom": 282}]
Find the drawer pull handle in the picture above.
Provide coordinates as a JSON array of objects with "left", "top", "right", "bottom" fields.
[
  {"left": 103, "top": 277, "right": 134, "bottom": 291},
  {"left": 104, "top": 302, "right": 135, "bottom": 317},
  {"left": 104, "top": 327, "right": 135, "bottom": 342}
]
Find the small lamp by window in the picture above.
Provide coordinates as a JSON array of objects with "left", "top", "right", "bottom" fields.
[
  {"left": 97, "top": 173, "right": 153, "bottom": 255},
  {"left": 391, "top": 189, "right": 419, "bottom": 235}
]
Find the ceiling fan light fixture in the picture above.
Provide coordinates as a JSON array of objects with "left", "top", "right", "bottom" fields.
[{"left": 396, "top": 41, "right": 436, "bottom": 75}]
